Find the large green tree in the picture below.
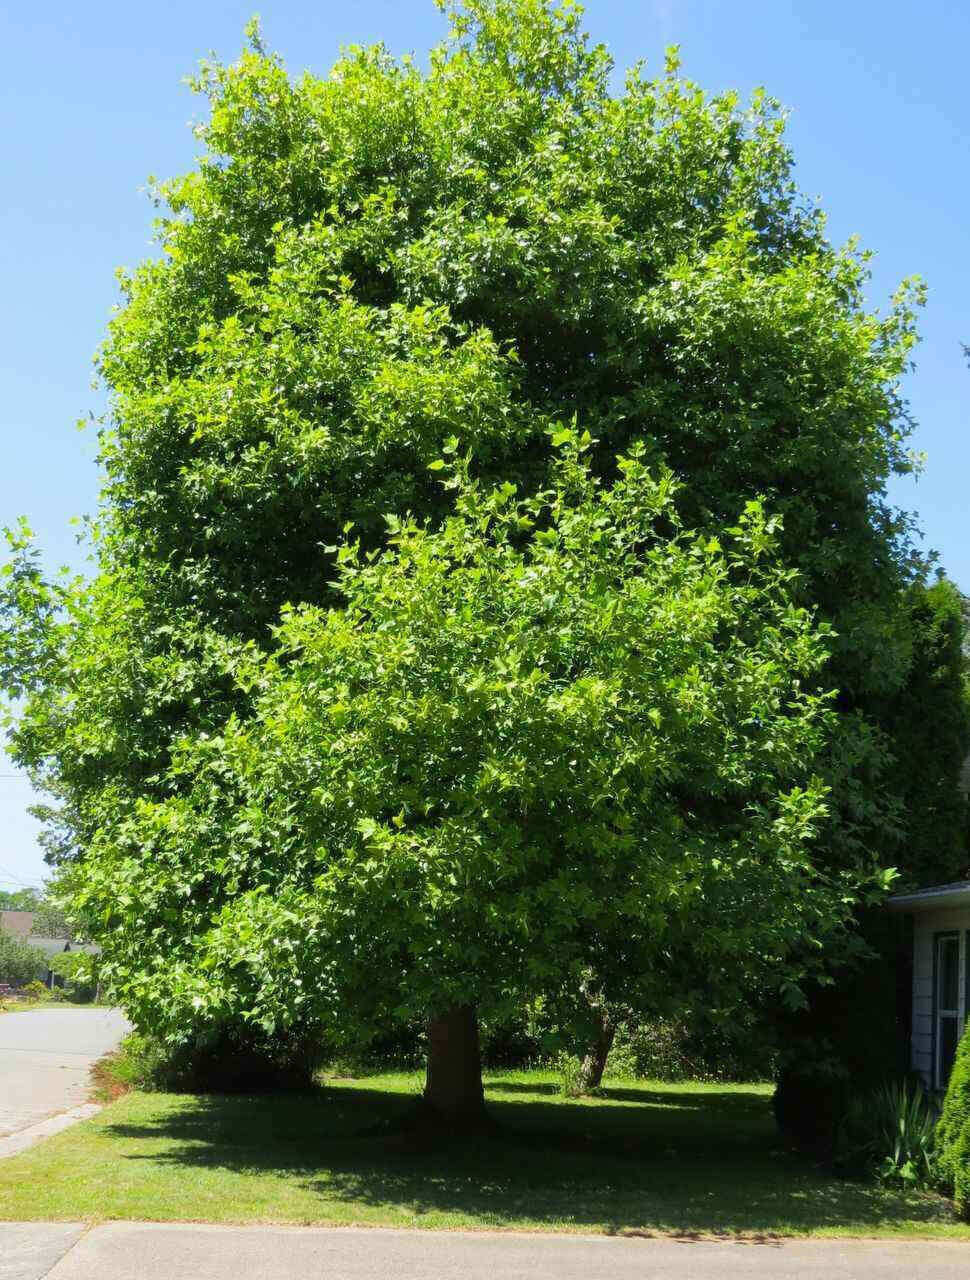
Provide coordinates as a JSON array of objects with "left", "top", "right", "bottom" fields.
[
  {"left": 0, "top": 0, "right": 949, "bottom": 1105},
  {"left": 67, "top": 440, "right": 878, "bottom": 1118}
]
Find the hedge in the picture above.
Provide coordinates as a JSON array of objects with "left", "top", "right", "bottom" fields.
[{"left": 936, "top": 1023, "right": 970, "bottom": 1218}]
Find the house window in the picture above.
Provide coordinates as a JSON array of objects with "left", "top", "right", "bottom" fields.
[{"left": 934, "top": 931, "right": 962, "bottom": 1089}]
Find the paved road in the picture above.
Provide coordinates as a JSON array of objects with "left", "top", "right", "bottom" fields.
[
  {"left": 0, "top": 1008, "right": 130, "bottom": 1143},
  {"left": 1, "top": 1223, "right": 968, "bottom": 1280}
]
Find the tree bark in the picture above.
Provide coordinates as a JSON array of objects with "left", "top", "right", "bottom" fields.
[
  {"left": 579, "top": 1006, "right": 615, "bottom": 1092},
  {"left": 424, "top": 1004, "right": 487, "bottom": 1128}
]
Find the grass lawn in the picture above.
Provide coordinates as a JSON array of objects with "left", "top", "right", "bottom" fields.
[
  {"left": 0, "top": 1070, "right": 963, "bottom": 1237},
  {"left": 0, "top": 998, "right": 96, "bottom": 1015},
  {"left": 0, "top": 999, "right": 34, "bottom": 1015}
]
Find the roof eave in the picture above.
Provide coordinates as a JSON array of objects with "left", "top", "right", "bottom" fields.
[{"left": 887, "top": 882, "right": 970, "bottom": 912}]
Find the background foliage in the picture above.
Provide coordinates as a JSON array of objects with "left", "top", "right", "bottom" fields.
[{"left": 0, "top": 930, "right": 46, "bottom": 987}]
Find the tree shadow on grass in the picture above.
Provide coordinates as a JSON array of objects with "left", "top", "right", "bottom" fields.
[
  {"left": 102, "top": 1083, "right": 955, "bottom": 1234},
  {"left": 485, "top": 1081, "right": 765, "bottom": 1111},
  {"left": 484, "top": 1080, "right": 561, "bottom": 1096}
]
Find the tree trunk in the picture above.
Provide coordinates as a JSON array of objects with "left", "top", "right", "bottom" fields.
[
  {"left": 579, "top": 1006, "right": 615, "bottom": 1092},
  {"left": 424, "top": 1004, "right": 487, "bottom": 1128}
]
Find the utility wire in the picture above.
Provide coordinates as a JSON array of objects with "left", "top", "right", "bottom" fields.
[{"left": 0, "top": 864, "right": 44, "bottom": 888}]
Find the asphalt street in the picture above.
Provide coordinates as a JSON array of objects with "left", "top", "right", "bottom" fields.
[
  {"left": 1, "top": 1223, "right": 968, "bottom": 1280},
  {"left": 0, "top": 1008, "right": 130, "bottom": 1147}
]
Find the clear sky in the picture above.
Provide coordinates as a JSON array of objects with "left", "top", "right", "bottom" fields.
[{"left": 1, "top": 0, "right": 967, "bottom": 891}]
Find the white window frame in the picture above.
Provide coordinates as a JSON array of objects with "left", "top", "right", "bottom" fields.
[{"left": 933, "top": 930, "right": 965, "bottom": 1090}]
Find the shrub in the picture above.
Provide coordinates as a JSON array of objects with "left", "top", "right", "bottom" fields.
[
  {"left": 333, "top": 1010, "right": 772, "bottom": 1083},
  {"left": 773, "top": 911, "right": 909, "bottom": 1152},
  {"left": 19, "top": 979, "right": 50, "bottom": 1002},
  {"left": 47, "top": 950, "right": 98, "bottom": 1003},
  {"left": 774, "top": 1040, "right": 852, "bottom": 1153},
  {"left": 556, "top": 1051, "right": 587, "bottom": 1098},
  {"left": 613, "top": 1017, "right": 774, "bottom": 1084},
  {"left": 0, "top": 932, "right": 46, "bottom": 988},
  {"left": 110, "top": 1026, "right": 327, "bottom": 1093},
  {"left": 480, "top": 1009, "right": 544, "bottom": 1071},
  {"left": 834, "top": 1077, "right": 938, "bottom": 1185},
  {"left": 91, "top": 1033, "right": 171, "bottom": 1096},
  {"left": 936, "top": 1024, "right": 970, "bottom": 1217}
]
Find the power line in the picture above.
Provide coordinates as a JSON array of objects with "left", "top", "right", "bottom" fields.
[{"left": 0, "top": 864, "right": 44, "bottom": 888}]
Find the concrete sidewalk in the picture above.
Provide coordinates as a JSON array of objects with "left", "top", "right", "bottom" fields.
[{"left": 2, "top": 1223, "right": 968, "bottom": 1280}]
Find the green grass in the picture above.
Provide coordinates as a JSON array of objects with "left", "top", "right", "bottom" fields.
[
  {"left": 0, "top": 997, "right": 97, "bottom": 1015},
  {"left": 0, "top": 1070, "right": 964, "bottom": 1237}
]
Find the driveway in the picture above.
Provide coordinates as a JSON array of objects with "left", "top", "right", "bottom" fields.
[
  {"left": 0, "top": 1008, "right": 130, "bottom": 1150},
  {"left": 1, "top": 1223, "right": 968, "bottom": 1280}
]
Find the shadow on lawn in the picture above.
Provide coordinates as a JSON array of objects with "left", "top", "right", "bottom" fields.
[
  {"left": 102, "top": 1082, "right": 952, "bottom": 1234},
  {"left": 486, "top": 1081, "right": 747, "bottom": 1110}
]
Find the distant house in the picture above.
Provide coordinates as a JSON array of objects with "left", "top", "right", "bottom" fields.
[
  {"left": 27, "top": 936, "right": 71, "bottom": 987},
  {"left": 1, "top": 911, "right": 99, "bottom": 988},
  {"left": 0, "top": 910, "right": 37, "bottom": 940},
  {"left": 889, "top": 881, "right": 970, "bottom": 1091}
]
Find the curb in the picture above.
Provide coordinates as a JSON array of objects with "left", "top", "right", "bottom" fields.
[{"left": 0, "top": 1105, "right": 102, "bottom": 1160}]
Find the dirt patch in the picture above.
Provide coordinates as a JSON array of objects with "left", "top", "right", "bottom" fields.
[{"left": 89, "top": 1050, "right": 134, "bottom": 1103}]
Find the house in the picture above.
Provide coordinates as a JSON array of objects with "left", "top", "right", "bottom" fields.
[
  {"left": 0, "top": 910, "right": 36, "bottom": 939},
  {"left": 1, "top": 911, "right": 100, "bottom": 988},
  {"left": 889, "top": 880, "right": 970, "bottom": 1091},
  {"left": 27, "top": 936, "right": 72, "bottom": 987},
  {"left": 25, "top": 938, "right": 99, "bottom": 989}
]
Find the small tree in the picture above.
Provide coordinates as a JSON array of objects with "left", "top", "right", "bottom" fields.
[{"left": 63, "top": 439, "right": 887, "bottom": 1122}]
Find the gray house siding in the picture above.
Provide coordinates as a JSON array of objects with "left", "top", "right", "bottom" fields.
[{"left": 910, "top": 905, "right": 970, "bottom": 1088}]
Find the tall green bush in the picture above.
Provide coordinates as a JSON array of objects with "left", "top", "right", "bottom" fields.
[
  {"left": 773, "top": 908, "right": 911, "bottom": 1151},
  {"left": 774, "top": 576, "right": 970, "bottom": 1151},
  {"left": 936, "top": 1024, "right": 970, "bottom": 1218},
  {"left": 882, "top": 580, "right": 970, "bottom": 888}
]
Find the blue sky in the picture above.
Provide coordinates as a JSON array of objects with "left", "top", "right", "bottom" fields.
[{"left": 1, "top": 0, "right": 967, "bottom": 891}]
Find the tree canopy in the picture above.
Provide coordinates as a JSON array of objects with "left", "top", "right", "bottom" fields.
[
  {"left": 0, "top": 887, "right": 42, "bottom": 912},
  {"left": 63, "top": 440, "right": 878, "bottom": 1064}
]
